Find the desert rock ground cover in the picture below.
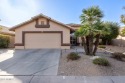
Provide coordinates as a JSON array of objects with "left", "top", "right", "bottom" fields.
[
  {"left": 58, "top": 46, "right": 125, "bottom": 76},
  {"left": 100, "top": 45, "right": 125, "bottom": 53}
]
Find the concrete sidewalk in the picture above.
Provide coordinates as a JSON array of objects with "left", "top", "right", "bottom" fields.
[{"left": 0, "top": 76, "right": 124, "bottom": 83}]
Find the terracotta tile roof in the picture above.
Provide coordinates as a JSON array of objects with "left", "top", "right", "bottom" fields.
[
  {"left": 10, "top": 14, "right": 75, "bottom": 31},
  {"left": 66, "top": 23, "right": 81, "bottom": 27},
  {"left": 0, "top": 25, "right": 15, "bottom": 36}
]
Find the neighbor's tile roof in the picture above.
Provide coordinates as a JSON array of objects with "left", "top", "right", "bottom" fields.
[
  {"left": 66, "top": 23, "right": 81, "bottom": 27},
  {"left": 0, "top": 25, "right": 15, "bottom": 36}
]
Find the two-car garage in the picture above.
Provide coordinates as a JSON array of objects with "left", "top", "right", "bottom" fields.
[{"left": 25, "top": 33, "right": 61, "bottom": 49}]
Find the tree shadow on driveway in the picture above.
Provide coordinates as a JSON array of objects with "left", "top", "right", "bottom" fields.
[{"left": 0, "top": 49, "right": 61, "bottom": 83}]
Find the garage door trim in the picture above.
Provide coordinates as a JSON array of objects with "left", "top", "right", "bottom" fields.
[{"left": 15, "top": 31, "right": 70, "bottom": 46}]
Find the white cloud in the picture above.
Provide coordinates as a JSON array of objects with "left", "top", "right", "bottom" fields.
[{"left": 0, "top": 0, "right": 40, "bottom": 27}]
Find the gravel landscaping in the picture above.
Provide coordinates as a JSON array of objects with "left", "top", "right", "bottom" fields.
[
  {"left": 99, "top": 45, "right": 125, "bottom": 53},
  {"left": 58, "top": 46, "right": 125, "bottom": 76}
]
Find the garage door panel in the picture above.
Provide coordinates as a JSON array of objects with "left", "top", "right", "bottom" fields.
[{"left": 25, "top": 33, "right": 61, "bottom": 49}]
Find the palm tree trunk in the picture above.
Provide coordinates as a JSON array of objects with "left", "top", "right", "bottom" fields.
[
  {"left": 102, "top": 38, "right": 107, "bottom": 45},
  {"left": 86, "top": 36, "right": 89, "bottom": 55},
  {"left": 93, "top": 34, "right": 100, "bottom": 55},
  {"left": 81, "top": 37, "right": 88, "bottom": 55},
  {"left": 88, "top": 35, "right": 93, "bottom": 55}
]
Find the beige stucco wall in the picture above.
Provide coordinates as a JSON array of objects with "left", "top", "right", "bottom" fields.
[
  {"left": 38, "top": 18, "right": 47, "bottom": 24},
  {"left": 112, "top": 28, "right": 125, "bottom": 47},
  {"left": 112, "top": 35, "right": 125, "bottom": 47},
  {"left": 9, "top": 36, "right": 15, "bottom": 48},
  {"left": 15, "top": 18, "right": 70, "bottom": 49}
]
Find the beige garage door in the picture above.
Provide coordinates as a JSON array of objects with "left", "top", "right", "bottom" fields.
[{"left": 25, "top": 33, "right": 61, "bottom": 49}]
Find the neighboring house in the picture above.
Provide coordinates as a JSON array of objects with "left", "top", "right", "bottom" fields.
[
  {"left": 112, "top": 27, "right": 125, "bottom": 46},
  {"left": 67, "top": 23, "right": 81, "bottom": 30},
  {"left": 0, "top": 25, "right": 15, "bottom": 48},
  {"left": 10, "top": 14, "right": 74, "bottom": 49}
]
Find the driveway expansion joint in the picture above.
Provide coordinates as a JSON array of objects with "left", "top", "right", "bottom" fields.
[{"left": 31, "top": 64, "right": 58, "bottom": 75}]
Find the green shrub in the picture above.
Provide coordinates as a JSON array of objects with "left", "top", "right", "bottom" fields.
[
  {"left": 111, "top": 52, "right": 125, "bottom": 61},
  {"left": 67, "top": 52, "right": 80, "bottom": 60},
  {"left": 0, "top": 34, "right": 10, "bottom": 48},
  {"left": 98, "top": 45, "right": 106, "bottom": 48},
  {"left": 93, "top": 58, "right": 110, "bottom": 66}
]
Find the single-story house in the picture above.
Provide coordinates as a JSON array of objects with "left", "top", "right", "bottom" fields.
[
  {"left": 10, "top": 14, "right": 82, "bottom": 49},
  {"left": 9, "top": 13, "right": 125, "bottom": 49},
  {"left": 0, "top": 25, "right": 15, "bottom": 48}
]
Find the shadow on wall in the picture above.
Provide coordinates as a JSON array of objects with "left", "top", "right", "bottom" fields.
[
  {"left": 112, "top": 39, "right": 125, "bottom": 47},
  {"left": 8, "top": 36, "right": 15, "bottom": 48}
]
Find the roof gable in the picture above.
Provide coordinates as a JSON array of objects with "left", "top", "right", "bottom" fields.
[{"left": 10, "top": 14, "right": 74, "bottom": 31}]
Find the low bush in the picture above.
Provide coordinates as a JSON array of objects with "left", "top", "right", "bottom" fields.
[
  {"left": 67, "top": 52, "right": 80, "bottom": 61},
  {"left": 111, "top": 52, "right": 125, "bottom": 61},
  {"left": 93, "top": 58, "right": 110, "bottom": 66},
  {"left": 98, "top": 45, "right": 106, "bottom": 49},
  {"left": 0, "top": 34, "right": 10, "bottom": 48}
]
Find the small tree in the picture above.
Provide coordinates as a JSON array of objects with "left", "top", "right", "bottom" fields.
[
  {"left": 120, "top": 28, "right": 125, "bottom": 36},
  {"left": 101, "top": 22, "right": 119, "bottom": 45},
  {"left": 0, "top": 34, "right": 10, "bottom": 48},
  {"left": 75, "top": 6, "right": 109, "bottom": 55}
]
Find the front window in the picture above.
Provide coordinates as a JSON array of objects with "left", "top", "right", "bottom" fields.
[{"left": 70, "top": 36, "right": 77, "bottom": 46}]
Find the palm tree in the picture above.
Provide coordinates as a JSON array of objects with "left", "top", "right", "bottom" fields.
[
  {"left": 121, "top": 7, "right": 125, "bottom": 24},
  {"left": 101, "top": 22, "right": 119, "bottom": 45},
  {"left": 75, "top": 6, "right": 108, "bottom": 55},
  {"left": 121, "top": 15, "right": 125, "bottom": 24}
]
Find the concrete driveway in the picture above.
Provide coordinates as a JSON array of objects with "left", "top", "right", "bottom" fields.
[{"left": 0, "top": 49, "right": 60, "bottom": 76}]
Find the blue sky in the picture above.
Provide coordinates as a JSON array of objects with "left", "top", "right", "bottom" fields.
[{"left": 0, "top": 0, "right": 125, "bottom": 27}]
